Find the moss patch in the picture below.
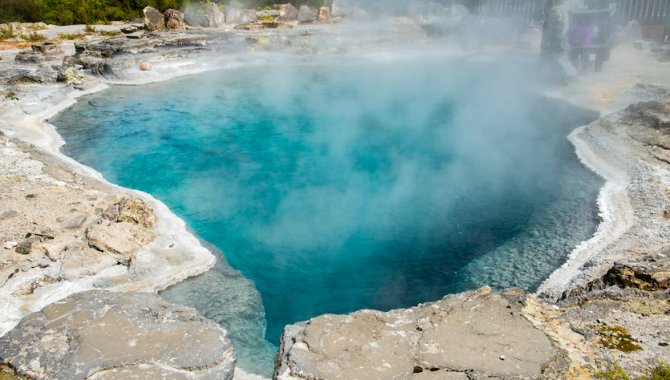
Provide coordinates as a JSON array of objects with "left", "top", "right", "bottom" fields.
[
  {"left": 590, "top": 323, "right": 642, "bottom": 353},
  {"left": 647, "top": 362, "right": 670, "bottom": 380},
  {"left": 0, "top": 364, "right": 28, "bottom": 380}
]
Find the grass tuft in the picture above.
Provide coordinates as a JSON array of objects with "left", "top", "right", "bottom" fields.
[
  {"left": 0, "top": 24, "right": 17, "bottom": 41},
  {"left": 57, "top": 32, "right": 85, "bottom": 40},
  {"left": 20, "top": 31, "right": 47, "bottom": 42},
  {"left": 647, "top": 362, "right": 670, "bottom": 380},
  {"left": 98, "top": 29, "right": 121, "bottom": 36}
]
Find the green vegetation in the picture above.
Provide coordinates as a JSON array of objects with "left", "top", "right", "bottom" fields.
[
  {"left": 599, "top": 360, "right": 631, "bottom": 380},
  {"left": 648, "top": 362, "right": 670, "bottom": 380},
  {"left": 20, "top": 31, "right": 47, "bottom": 41},
  {"left": 26, "top": 23, "right": 48, "bottom": 30},
  {"left": 0, "top": 0, "right": 333, "bottom": 25},
  {"left": 598, "top": 360, "right": 670, "bottom": 380},
  {"left": 99, "top": 29, "right": 122, "bottom": 36},
  {"left": 0, "top": 23, "right": 17, "bottom": 40},
  {"left": 589, "top": 323, "right": 642, "bottom": 353},
  {"left": 0, "top": 364, "right": 28, "bottom": 380},
  {"left": 57, "top": 32, "right": 85, "bottom": 39}
]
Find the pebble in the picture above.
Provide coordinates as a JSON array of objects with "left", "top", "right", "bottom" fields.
[
  {"left": 64, "top": 215, "right": 87, "bottom": 229},
  {"left": 0, "top": 210, "right": 18, "bottom": 220},
  {"left": 15, "top": 238, "right": 33, "bottom": 254},
  {"left": 102, "top": 204, "right": 119, "bottom": 222},
  {"left": 4, "top": 241, "right": 18, "bottom": 249},
  {"left": 499, "top": 355, "right": 505, "bottom": 361}
]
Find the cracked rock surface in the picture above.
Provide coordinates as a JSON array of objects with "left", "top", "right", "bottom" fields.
[
  {"left": 0, "top": 290, "right": 236, "bottom": 380},
  {"left": 274, "top": 287, "right": 568, "bottom": 380}
]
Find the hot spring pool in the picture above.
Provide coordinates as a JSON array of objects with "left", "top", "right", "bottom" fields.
[{"left": 53, "top": 54, "right": 602, "bottom": 375}]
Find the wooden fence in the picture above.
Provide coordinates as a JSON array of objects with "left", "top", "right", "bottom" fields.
[
  {"left": 470, "top": 0, "right": 670, "bottom": 40},
  {"left": 612, "top": 0, "right": 670, "bottom": 25},
  {"left": 473, "top": 0, "right": 548, "bottom": 23}
]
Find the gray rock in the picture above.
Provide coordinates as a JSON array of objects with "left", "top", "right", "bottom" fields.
[
  {"left": 143, "top": 6, "right": 166, "bottom": 32},
  {"left": 102, "top": 203, "right": 119, "bottom": 222},
  {"left": 0, "top": 290, "right": 236, "bottom": 380},
  {"left": 275, "top": 287, "right": 568, "bottom": 380},
  {"left": 225, "top": 7, "right": 257, "bottom": 24},
  {"left": 120, "top": 24, "right": 142, "bottom": 34},
  {"left": 318, "top": 6, "right": 330, "bottom": 22},
  {"left": 297, "top": 5, "right": 317, "bottom": 23},
  {"left": 278, "top": 3, "right": 298, "bottom": 21},
  {"left": 0, "top": 210, "right": 17, "bottom": 220},
  {"left": 206, "top": 2, "right": 226, "bottom": 28},
  {"left": 164, "top": 8, "right": 186, "bottom": 30},
  {"left": 125, "top": 31, "right": 143, "bottom": 39},
  {"left": 15, "top": 238, "right": 34, "bottom": 255},
  {"left": 63, "top": 214, "right": 86, "bottom": 229},
  {"left": 184, "top": 9, "right": 208, "bottom": 27},
  {"left": 30, "top": 42, "right": 62, "bottom": 56}
]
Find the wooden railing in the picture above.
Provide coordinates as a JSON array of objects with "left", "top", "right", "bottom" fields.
[
  {"left": 474, "top": 0, "right": 548, "bottom": 23},
  {"left": 612, "top": 0, "right": 670, "bottom": 25},
  {"left": 470, "top": 0, "right": 670, "bottom": 40}
]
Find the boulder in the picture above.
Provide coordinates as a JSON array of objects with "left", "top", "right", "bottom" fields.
[
  {"left": 225, "top": 6, "right": 257, "bottom": 24},
  {"left": 164, "top": 8, "right": 185, "bottom": 30},
  {"left": 30, "top": 41, "right": 62, "bottom": 56},
  {"left": 275, "top": 287, "right": 568, "bottom": 379},
  {"left": 0, "top": 291, "right": 236, "bottom": 380},
  {"left": 278, "top": 3, "right": 298, "bottom": 21},
  {"left": 120, "top": 24, "right": 142, "bottom": 34},
  {"left": 318, "top": 6, "right": 331, "bottom": 22},
  {"left": 331, "top": 0, "right": 346, "bottom": 17},
  {"left": 206, "top": 2, "right": 226, "bottom": 28},
  {"left": 297, "top": 5, "right": 317, "bottom": 22},
  {"left": 184, "top": 7, "right": 209, "bottom": 27},
  {"left": 143, "top": 6, "right": 166, "bottom": 32},
  {"left": 14, "top": 42, "right": 63, "bottom": 64}
]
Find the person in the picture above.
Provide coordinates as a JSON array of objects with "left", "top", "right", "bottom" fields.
[
  {"left": 567, "top": 0, "right": 613, "bottom": 72},
  {"left": 540, "top": 0, "right": 578, "bottom": 82}
]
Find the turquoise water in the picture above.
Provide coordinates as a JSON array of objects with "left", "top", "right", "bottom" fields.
[{"left": 53, "top": 55, "right": 602, "bottom": 374}]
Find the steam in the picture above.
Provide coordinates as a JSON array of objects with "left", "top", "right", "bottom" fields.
[{"left": 55, "top": 6, "right": 602, "bottom": 350}]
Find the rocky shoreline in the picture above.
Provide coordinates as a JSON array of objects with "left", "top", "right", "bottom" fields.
[{"left": 0, "top": 13, "right": 669, "bottom": 380}]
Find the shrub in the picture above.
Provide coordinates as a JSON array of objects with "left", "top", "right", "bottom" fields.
[
  {"left": 647, "top": 362, "right": 670, "bottom": 380},
  {"left": 598, "top": 360, "right": 670, "bottom": 380},
  {"left": 0, "top": 24, "right": 17, "bottom": 40},
  {"left": 20, "top": 31, "right": 47, "bottom": 42}
]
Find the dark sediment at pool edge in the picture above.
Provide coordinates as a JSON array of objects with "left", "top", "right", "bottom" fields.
[{"left": 0, "top": 26, "right": 669, "bottom": 379}]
